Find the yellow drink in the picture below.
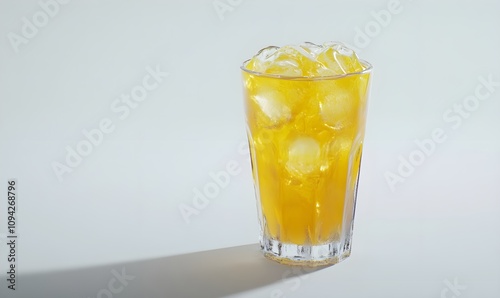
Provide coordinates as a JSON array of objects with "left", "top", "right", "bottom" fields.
[{"left": 242, "top": 42, "right": 372, "bottom": 266}]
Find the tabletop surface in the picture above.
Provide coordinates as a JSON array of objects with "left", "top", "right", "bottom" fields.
[{"left": 0, "top": 0, "right": 499, "bottom": 297}]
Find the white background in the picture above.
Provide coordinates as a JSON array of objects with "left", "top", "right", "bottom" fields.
[{"left": 0, "top": 0, "right": 499, "bottom": 297}]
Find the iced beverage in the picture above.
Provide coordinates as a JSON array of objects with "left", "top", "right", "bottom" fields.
[{"left": 241, "top": 42, "right": 372, "bottom": 266}]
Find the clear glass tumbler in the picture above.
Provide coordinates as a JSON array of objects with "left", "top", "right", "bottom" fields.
[{"left": 241, "top": 60, "right": 372, "bottom": 266}]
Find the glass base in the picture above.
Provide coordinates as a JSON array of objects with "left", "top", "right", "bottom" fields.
[{"left": 260, "top": 236, "right": 352, "bottom": 267}]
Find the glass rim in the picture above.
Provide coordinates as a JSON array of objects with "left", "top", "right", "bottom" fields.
[{"left": 240, "top": 59, "right": 373, "bottom": 81}]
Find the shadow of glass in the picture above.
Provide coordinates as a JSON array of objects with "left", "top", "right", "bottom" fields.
[{"left": 9, "top": 243, "right": 327, "bottom": 298}]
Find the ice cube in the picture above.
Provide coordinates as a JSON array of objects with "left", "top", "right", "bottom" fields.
[
  {"left": 256, "top": 45, "right": 280, "bottom": 60},
  {"left": 244, "top": 42, "right": 366, "bottom": 77},
  {"left": 332, "top": 43, "right": 363, "bottom": 74},
  {"left": 299, "top": 42, "right": 323, "bottom": 57},
  {"left": 244, "top": 45, "right": 304, "bottom": 77},
  {"left": 263, "top": 46, "right": 304, "bottom": 77},
  {"left": 278, "top": 45, "right": 330, "bottom": 77},
  {"left": 252, "top": 90, "right": 292, "bottom": 127},
  {"left": 319, "top": 85, "right": 356, "bottom": 130},
  {"left": 286, "top": 137, "right": 321, "bottom": 176},
  {"left": 316, "top": 48, "right": 343, "bottom": 75},
  {"left": 264, "top": 58, "right": 303, "bottom": 77},
  {"left": 245, "top": 46, "right": 280, "bottom": 73},
  {"left": 316, "top": 42, "right": 364, "bottom": 75}
]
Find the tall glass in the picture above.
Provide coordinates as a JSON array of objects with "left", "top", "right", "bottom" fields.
[{"left": 241, "top": 61, "right": 372, "bottom": 266}]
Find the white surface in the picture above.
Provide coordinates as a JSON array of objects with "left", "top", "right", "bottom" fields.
[{"left": 0, "top": 0, "right": 499, "bottom": 297}]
